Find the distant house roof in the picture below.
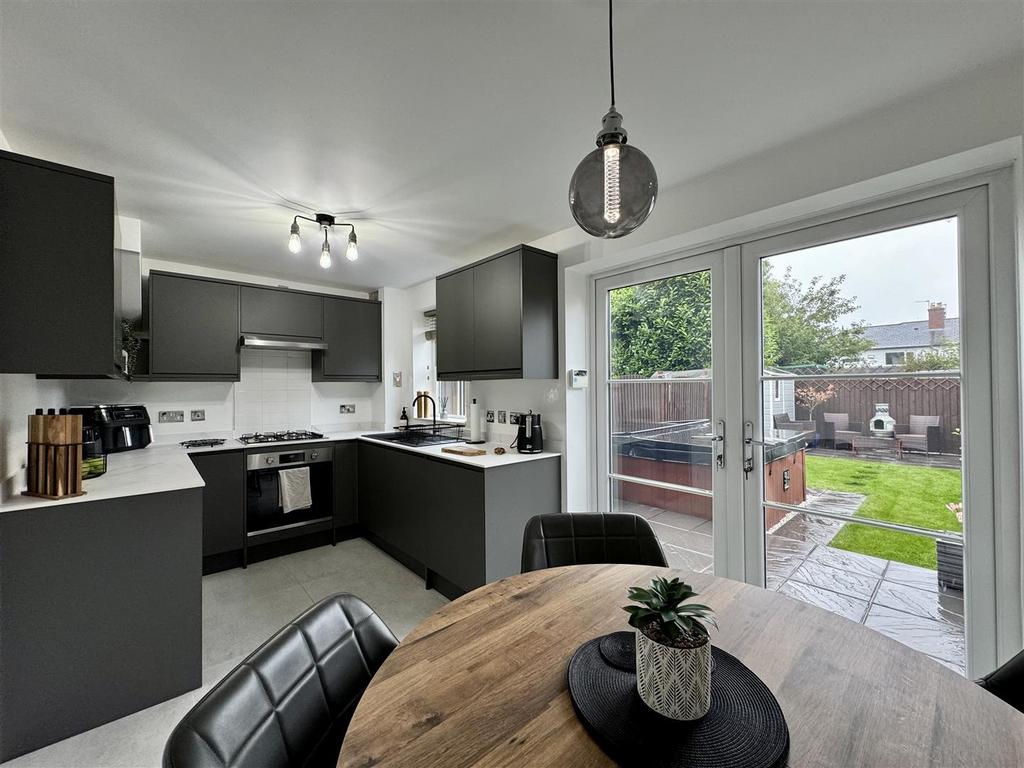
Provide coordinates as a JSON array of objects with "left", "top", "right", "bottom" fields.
[{"left": 861, "top": 318, "right": 960, "bottom": 350}]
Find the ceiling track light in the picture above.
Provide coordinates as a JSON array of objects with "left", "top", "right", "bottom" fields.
[
  {"left": 568, "top": 0, "right": 657, "bottom": 238},
  {"left": 287, "top": 212, "right": 359, "bottom": 268}
]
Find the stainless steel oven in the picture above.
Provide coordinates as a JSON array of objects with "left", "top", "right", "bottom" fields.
[{"left": 245, "top": 445, "right": 334, "bottom": 553}]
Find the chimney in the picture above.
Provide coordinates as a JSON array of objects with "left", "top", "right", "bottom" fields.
[{"left": 928, "top": 302, "right": 946, "bottom": 330}]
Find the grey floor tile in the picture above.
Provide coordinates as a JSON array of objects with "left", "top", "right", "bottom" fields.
[
  {"left": 202, "top": 582, "right": 314, "bottom": 669},
  {"left": 201, "top": 555, "right": 299, "bottom": 604},
  {"left": 864, "top": 604, "right": 966, "bottom": 667},
  {"left": 874, "top": 580, "right": 964, "bottom": 625},
  {"left": 789, "top": 560, "right": 880, "bottom": 602},
  {"left": 649, "top": 520, "right": 713, "bottom": 556},
  {"left": 662, "top": 543, "right": 713, "bottom": 574},
  {"left": 806, "top": 545, "right": 887, "bottom": 580},
  {"left": 777, "top": 580, "right": 869, "bottom": 623}
]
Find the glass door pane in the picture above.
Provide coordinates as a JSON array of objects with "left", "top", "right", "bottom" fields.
[
  {"left": 603, "top": 264, "right": 720, "bottom": 574},
  {"left": 754, "top": 217, "right": 966, "bottom": 674}
]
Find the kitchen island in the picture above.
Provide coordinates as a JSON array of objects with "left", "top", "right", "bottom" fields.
[
  {"left": 357, "top": 437, "right": 561, "bottom": 599},
  {"left": 0, "top": 446, "right": 204, "bottom": 762}
]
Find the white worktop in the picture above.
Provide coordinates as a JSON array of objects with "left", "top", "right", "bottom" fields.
[
  {"left": 0, "top": 443, "right": 205, "bottom": 514},
  {"left": 356, "top": 435, "right": 560, "bottom": 468},
  {"left": 0, "top": 427, "right": 560, "bottom": 513}
]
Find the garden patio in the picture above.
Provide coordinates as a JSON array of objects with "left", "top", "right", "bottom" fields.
[{"left": 618, "top": 449, "right": 966, "bottom": 674}]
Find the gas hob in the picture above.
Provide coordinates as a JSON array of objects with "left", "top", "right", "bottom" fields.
[{"left": 237, "top": 430, "right": 325, "bottom": 445}]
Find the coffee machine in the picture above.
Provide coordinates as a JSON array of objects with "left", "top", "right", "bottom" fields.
[{"left": 515, "top": 411, "right": 544, "bottom": 453}]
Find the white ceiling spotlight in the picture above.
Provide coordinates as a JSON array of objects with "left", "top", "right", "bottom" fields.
[{"left": 288, "top": 213, "right": 359, "bottom": 269}]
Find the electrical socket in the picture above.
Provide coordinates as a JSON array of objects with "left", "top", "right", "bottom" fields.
[
  {"left": 158, "top": 410, "right": 185, "bottom": 423},
  {"left": 190, "top": 409, "right": 206, "bottom": 422},
  {"left": 339, "top": 404, "right": 356, "bottom": 414},
  {"left": 497, "top": 410, "right": 507, "bottom": 424},
  {"left": 485, "top": 410, "right": 495, "bottom": 423},
  {"left": 509, "top": 411, "right": 522, "bottom": 426}
]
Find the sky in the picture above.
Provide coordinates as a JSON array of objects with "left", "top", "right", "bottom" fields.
[{"left": 763, "top": 217, "right": 959, "bottom": 327}]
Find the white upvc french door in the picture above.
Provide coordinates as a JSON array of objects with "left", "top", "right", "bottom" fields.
[
  {"left": 595, "top": 249, "right": 747, "bottom": 579},
  {"left": 593, "top": 168, "right": 1018, "bottom": 678},
  {"left": 739, "top": 176, "right": 1015, "bottom": 677}
]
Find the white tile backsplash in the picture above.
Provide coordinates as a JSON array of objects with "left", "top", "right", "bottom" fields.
[{"left": 57, "top": 350, "right": 380, "bottom": 440}]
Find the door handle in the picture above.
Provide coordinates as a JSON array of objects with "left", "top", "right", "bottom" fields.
[
  {"left": 743, "top": 421, "right": 758, "bottom": 476},
  {"left": 697, "top": 419, "right": 726, "bottom": 469}
]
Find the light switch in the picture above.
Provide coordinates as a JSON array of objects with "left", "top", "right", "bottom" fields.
[{"left": 392, "top": 371, "right": 403, "bottom": 387}]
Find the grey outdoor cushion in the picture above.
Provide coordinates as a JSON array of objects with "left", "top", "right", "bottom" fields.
[{"left": 823, "top": 413, "right": 849, "bottom": 430}]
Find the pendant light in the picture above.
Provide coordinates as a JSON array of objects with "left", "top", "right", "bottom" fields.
[
  {"left": 287, "top": 213, "right": 359, "bottom": 268},
  {"left": 568, "top": 0, "right": 657, "bottom": 239}
]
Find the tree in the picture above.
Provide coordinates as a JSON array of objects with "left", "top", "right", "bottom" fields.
[
  {"left": 761, "top": 264, "right": 873, "bottom": 368},
  {"left": 903, "top": 341, "right": 960, "bottom": 372},
  {"left": 607, "top": 263, "right": 871, "bottom": 378},
  {"left": 609, "top": 272, "right": 711, "bottom": 378}
]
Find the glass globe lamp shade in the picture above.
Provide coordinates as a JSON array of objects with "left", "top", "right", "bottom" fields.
[{"left": 569, "top": 142, "right": 657, "bottom": 239}]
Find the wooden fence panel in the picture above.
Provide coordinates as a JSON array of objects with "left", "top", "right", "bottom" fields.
[
  {"left": 610, "top": 380, "right": 711, "bottom": 434},
  {"left": 793, "top": 377, "right": 961, "bottom": 447}
]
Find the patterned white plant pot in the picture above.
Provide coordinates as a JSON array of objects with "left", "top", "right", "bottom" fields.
[{"left": 635, "top": 629, "right": 711, "bottom": 720}]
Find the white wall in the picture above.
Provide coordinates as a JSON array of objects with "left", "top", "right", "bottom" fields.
[{"left": 0, "top": 375, "right": 67, "bottom": 501}]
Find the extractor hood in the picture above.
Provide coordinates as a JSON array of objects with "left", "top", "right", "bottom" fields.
[{"left": 240, "top": 334, "right": 328, "bottom": 352}]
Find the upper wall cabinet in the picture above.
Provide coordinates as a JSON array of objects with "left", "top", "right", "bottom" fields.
[
  {"left": 0, "top": 150, "right": 116, "bottom": 376},
  {"left": 436, "top": 245, "right": 558, "bottom": 380},
  {"left": 149, "top": 272, "right": 240, "bottom": 380},
  {"left": 313, "top": 297, "right": 382, "bottom": 382},
  {"left": 240, "top": 286, "right": 323, "bottom": 339}
]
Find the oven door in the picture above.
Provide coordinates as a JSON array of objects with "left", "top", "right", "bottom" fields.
[{"left": 245, "top": 452, "right": 333, "bottom": 537}]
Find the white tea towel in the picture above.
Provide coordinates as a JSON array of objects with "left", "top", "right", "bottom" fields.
[{"left": 278, "top": 467, "right": 313, "bottom": 513}]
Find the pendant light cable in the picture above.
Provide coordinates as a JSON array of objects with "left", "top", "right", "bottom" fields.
[{"left": 608, "top": 0, "right": 615, "bottom": 108}]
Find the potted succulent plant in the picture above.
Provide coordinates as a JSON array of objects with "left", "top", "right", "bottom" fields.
[{"left": 624, "top": 576, "right": 717, "bottom": 721}]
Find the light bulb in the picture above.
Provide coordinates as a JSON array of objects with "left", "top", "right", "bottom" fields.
[
  {"left": 603, "top": 144, "right": 621, "bottom": 224},
  {"left": 345, "top": 238, "right": 358, "bottom": 262},
  {"left": 319, "top": 247, "right": 332, "bottom": 269},
  {"left": 288, "top": 232, "right": 301, "bottom": 254}
]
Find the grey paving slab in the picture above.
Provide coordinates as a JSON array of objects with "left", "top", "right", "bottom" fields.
[{"left": 778, "top": 580, "right": 869, "bottom": 623}]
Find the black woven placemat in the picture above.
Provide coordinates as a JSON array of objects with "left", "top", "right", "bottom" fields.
[{"left": 569, "top": 631, "right": 789, "bottom": 768}]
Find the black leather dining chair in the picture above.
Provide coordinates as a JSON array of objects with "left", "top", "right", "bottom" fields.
[
  {"left": 521, "top": 512, "right": 669, "bottom": 573},
  {"left": 976, "top": 648, "right": 1024, "bottom": 714},
  {"left": 163, "top": 593, "right": 398, "bottom": 768}
]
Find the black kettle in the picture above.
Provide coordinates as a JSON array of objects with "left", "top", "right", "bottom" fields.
[{"left": 515, "top": 411, "right": 543, "bottom": 453}]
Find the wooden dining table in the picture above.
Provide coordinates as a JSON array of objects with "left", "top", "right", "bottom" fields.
[{"left": 338, "top": 564, "right": 1024, "bottom": 767}]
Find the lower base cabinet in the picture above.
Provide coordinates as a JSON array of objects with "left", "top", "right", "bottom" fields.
[
  {"left": 190, "top": 451, "right": 245, "bottom": 557},
  {"left": 358, "top": 441, "right": 560, "bottom": 596}
]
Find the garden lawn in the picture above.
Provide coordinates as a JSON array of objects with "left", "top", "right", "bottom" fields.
[{"left": 805, "top": 455, "right": 962, "bottom": 570}]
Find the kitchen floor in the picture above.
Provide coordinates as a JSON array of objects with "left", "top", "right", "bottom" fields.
[{"left": 0, "top": 539, "right": 448, "bottom": 768}]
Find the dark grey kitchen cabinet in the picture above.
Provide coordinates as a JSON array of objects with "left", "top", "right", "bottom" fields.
[
  {"left": 149, "top": 272, "right": 240, "bottom": 380},
  {"left": 358, "top": 440, "right": 559, "bottom": 597},
  {"left": 436, "top": 266, "right": 475, "bottom": 376},
  {"left": 436, "top": 244, "right": 558, "bottom": 380},
  {"left": 332, "top": 441, "right": 358, "bottom": 527},
  {"left": 313, "top": 297, "right": 382, "bottom": 382},
  {"left": 189, "top": 451, "right": 245, "bottom": 557},
  {"left": 0, "top": 150, "right": 116, "bottom": 376},
  {"left": 240, "top": 286, "right": 323, "bottom": 339},
  {"left": 357, "top": 442, "right": 428, "bottom": 564},
  {"left": 472, "top": 249, "right": 522, "bottom": 374}
]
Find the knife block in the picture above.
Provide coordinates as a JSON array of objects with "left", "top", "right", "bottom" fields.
[{"left": 24, "top": 413, "right": 86, "bottom": 500}]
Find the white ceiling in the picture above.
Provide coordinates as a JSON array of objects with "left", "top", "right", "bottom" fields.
[{"left": 1, "top": 1, "right": 1020, "bottom": 290}]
